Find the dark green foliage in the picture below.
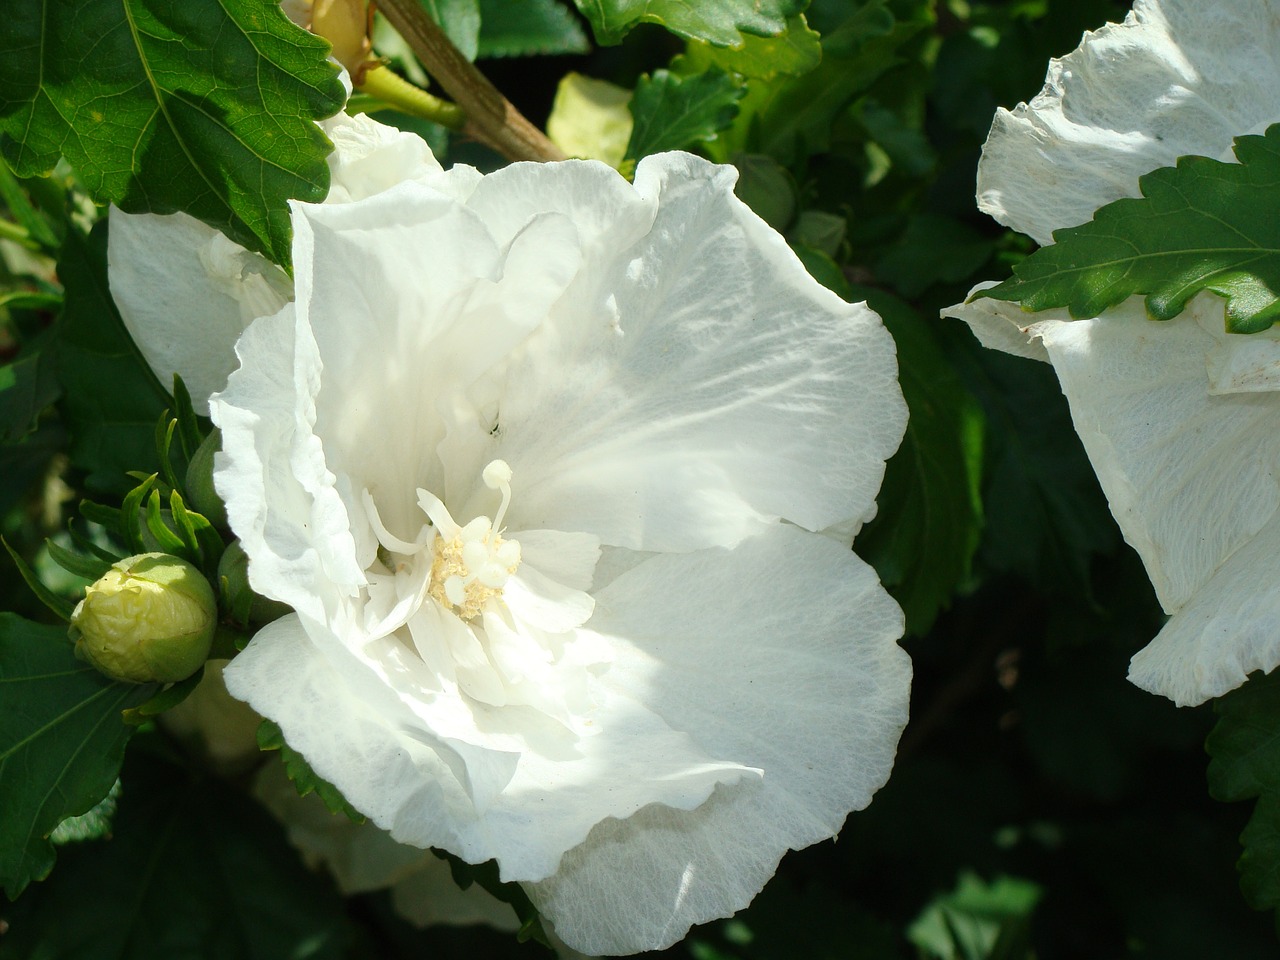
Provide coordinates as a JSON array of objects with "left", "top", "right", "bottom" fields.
[
  {"left": 0, "top": 615, "right": 153, "bottom": 898},
  {"left": 0, "top": 0, "right": 345, "bottom": 264},
  {"left": 571, "top": 0, "right": 806, "bottom": 47},
  {"left": 856, "top": 286, "right": 984, "bottom": 636},
  {"left": 54, "top": 223, "right": 171, "bottom": 497},
  {"left": 0, "top": 746, "right": 350, "bottom": 959},
  {"left": 983, "top": 124, "right": 1280, "bottom": 333}
]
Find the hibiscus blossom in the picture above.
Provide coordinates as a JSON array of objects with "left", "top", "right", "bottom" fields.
[
  {"left": 944, "top": 0, "right": 1280, "bottom": 706},
  {"left": 110, "top": 112, "right": 911, "bottom": 953}
]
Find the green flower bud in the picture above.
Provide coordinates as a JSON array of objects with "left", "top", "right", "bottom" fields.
[
  {"left": 185, "top": 429, "right": 228, "bottom": 528},
  {"left": 217, "top": 541, "right": 291, "bottom": 626},
  {"left": 70, "top": 553, "right": 217, "bottom": 684}
]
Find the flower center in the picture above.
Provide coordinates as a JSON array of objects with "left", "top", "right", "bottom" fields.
[{"left": 423, "top": 460, "right": 522, "bottom": 621}]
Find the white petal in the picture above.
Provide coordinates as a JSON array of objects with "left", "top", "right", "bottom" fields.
[
  {"left": 1034, "top": 294, "right": 1280, "bottom": 615},
  {"left": 287, "top": 183, "right": 582, "bottom": 540},
  {"left": 941, "top": 282, "right": 1052, "bottom": 362},
  {"left": 108, "top": 209, "right": 280, "bottom": 413},
  {"left": 978, "top": 0, "right": 1280, "bottom": 244},
  {"left": 1130, "top": 511, "right": 1280, "bottom": 705},
  {"left": 527, "top": 524, "right": 910, "bottom": 954},
  {"left": 210, "top": 304, "right": 365, "bottom": 623},
  {"left": 321, "top": 111, "right": 444, "bottom": 202},
  {"left": 477, "top": 152, "right": 906, "bottom": 552}
]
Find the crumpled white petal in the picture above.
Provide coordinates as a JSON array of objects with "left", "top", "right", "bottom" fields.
[
  {"left": 944, "top": 0, "right": 1280, "bottom": 706},
  {"left": 978, "top": 0, "right": 1280, "bottom": 244},
  {"left": 192, "top": 118, "right": 909, "bottom": 954},
  {"left": 107, "top": 111, "right": 444, "bottom": 413}
]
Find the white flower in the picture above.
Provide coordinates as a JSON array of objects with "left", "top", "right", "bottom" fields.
[
  {"left": 944, "top": 0, "right": 1280, "bottom": 706},
  {"left": 111, "top": 115, "right": 911, "bottom": 954}
]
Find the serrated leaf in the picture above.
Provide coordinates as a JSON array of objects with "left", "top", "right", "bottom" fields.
[
  {"left": 0, "top": 749, "right": 348, "bottom": 959},
  {"left": 572, "top": 0, "right": 804, "bottom": 46},
  {"left": 55, "top": 223, "right": 171, "bottom": 497},
  {"left": 1207, "top": 669, "right": 1280, "bottom": 912},
  {"left": 435, "top": 849, "right": 548, "bottom": 946},
  {"left": 983, "top": 124, "right": 1280, "bottom": 334},
  {"left": 477, "top": 0, "right": 589, "bottom": 58},
  {"left": 421, "top": 0, "right": 482, "bottom": 60},
  {"left": 0, "top": 340, "right": 59, "bottom": 443},
  {"left": 688, "top": 14, "right": 821, "bottom": 80},
  {"left": 257, "top": 719, "right": 365, "bottom": 823},
  {"left": 855, "top": 287, "right": 984, "bottom": 636},
  {"left": 0, "top": 614, "right": 153, "bottom": 898},
  {"left": 0, "top": 0, "right": 345, "bottom": 265},
  {"left": 624, "top": 68, "right": 744, "bottom": 162}
]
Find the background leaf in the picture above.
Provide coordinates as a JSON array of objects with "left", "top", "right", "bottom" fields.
[
  {"left": 571, "top": 0, "right": 805, "bottom": 46},
  {"left": 1208, "top": 669, "right": 1280, "bottom": 913},
  {"left": 856, "top": 287, "right": 984, "bottom": 636},
  {"left": 624, "top": 68, "right": 744, "bottom": 162},
  {"left": 477, "top": 0, "right": 589, "bottom": 58},
  {"left": 0, "top": 746, "right": 350, "bottom": 959},
  {"left": 0, "top": 0, "right": 345, "bottom": 265},
  {"left": 421, "top": 0, "right": 482, "bottom": 61},
  {"left": 983, "top": 124, "right": 1280, "bottom": 333},
  {"left": 54, "top": 223, "right": 171, "bottom": 498},
  {"left": 0, "top": 614, "right": 153, "bottom": 898}
]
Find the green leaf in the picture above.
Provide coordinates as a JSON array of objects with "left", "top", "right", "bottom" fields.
[
  {"left": 1207, "top": 669, "right": 1280, "bottom": 911},
  {"left": 421, "top": 0, "right": 482, "bottom": 60},
  {"left": 876, "top": 214, "right": 996, "bottom": 299},
  {"left": 3, "top": 537, "right": 76, "bottom": 621},
  {"left": 477, "top": 0, "right": 589, "bottom": 58},
  {"left": 0, "top": 0, "right": 345, "bottom": 265},
  {"left": 855, "top": 287, "right": 984, "bottom": 636},
  {"left": 744, "top": 1, "right": 921, "bottom": 165},
  {"left": 435, "top": 849, "right": 549, "bottom": 946},
  {"left": 0, "top": 337, "right": 59, "bottom": 443},
  {"left": 572, "top": 0, "right": 804, "bottom": 46},
  {"left": 0, "top": 748, "right": 349, "bottom": 959},
  {"left": 687, "top": 14, "right": 821, "bottom": 80},
  {"left": 0, "top": 614, "right": 153, "bottom": 898},
  {"left": 624, "top": 68, "right": 744, "bottom": 162},
  {"left": 907, "top": 872, "right": 1042, "bottom": 960},
  {"left": 955, "top": 345, "right": 1116, "bottom": 592},
  {"left": 983, "top": 124, "right": 1280, "bottom": 334},
  {"left": 55, "top": 223, "right": 171, "bottom": 497},
  {"left": 256, "top": 719, "right": 365, "bottom": 823}
]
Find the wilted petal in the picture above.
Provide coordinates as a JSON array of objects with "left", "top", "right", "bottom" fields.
[{"left": 978, "top": 0, "right": 1280, "bottom": 245}]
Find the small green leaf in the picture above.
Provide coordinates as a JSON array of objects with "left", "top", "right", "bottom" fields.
[
  {"left": 435, "top": 849, "right": 549, "bottom": 946},
  {"left": 1207, "top": 669, "right": 1280, "bottom": 912},
  {"left": 0, "top": 339, "right": 59, "bottom": 443},
  {"left": 624, "top": 68, "right": 744, "bottom": 162},
  {"left": 0, "top": 0, "right": 345, "bottom": 265},
  {"left": 572, "top": 0, "right": 804, "bottom": 46},
  {"left": 55, "top": 223, "right": 171, "bottom": 498},
  {"left": 3, "top": 538, "right": 77, "bottom": 621},
  {"left": 983, "top": 124, "right": 1280, "bottom": 334},
  {"left": 855, "top": 287, "right": 984, "bottom": 636},
  {"left": 257, "top": 719, "right": 365, "bottom": 823},
  {"left": 687, "top": 14, "right": 821, "bottom": 80},
  {"left": 0, "top": 748, "right": 349, "bottom": 959},
  {"left": 477, "top": 0, "right": 588, "bottom": 58},
  {"left": 0, "top": 614, "right": 154, "bottom": 897},
  {"left": 44, "top": 538, "right": 113, "bottom": 584},
  {"left": 122, "top": 665, "right": 205, "bottom": 724}
]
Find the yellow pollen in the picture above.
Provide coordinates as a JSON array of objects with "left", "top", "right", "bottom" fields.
[{"left": 426, "top": 528, "right": 520, "bottom": 621}]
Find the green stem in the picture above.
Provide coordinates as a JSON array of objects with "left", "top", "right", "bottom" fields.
[
  {"left": 373, "top": 0, "right": 566, "bottom": 163},
  {"left": 0, "top": 218, "right": 39, "bottom": 251},
  {"left": 356, "top": 64, "right": 465, "bottom": 131}
]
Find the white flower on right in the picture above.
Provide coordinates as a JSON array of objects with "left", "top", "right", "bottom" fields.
[{"left": 945, "top": 0, "right": 1280, "bottom": 706}]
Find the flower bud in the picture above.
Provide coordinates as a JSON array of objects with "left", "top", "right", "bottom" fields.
[
  {"left": 184, "top": 428, "right": 228, "bottom": 528},
  {"left": 70, "top": 553, "right": 217, "bottom": 684}
]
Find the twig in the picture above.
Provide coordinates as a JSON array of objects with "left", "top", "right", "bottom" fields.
[{"left": 373, "top": 0, "right": 566, "bottom": 163}]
